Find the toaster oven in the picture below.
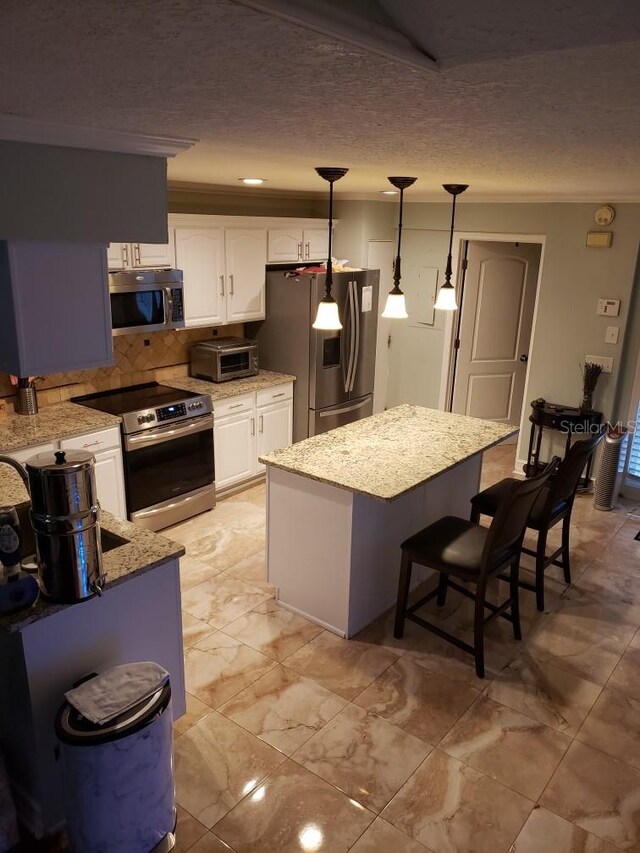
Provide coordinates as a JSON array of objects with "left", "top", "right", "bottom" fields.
[{"left": 190, "top": 338, "right": 259, "bottom": 383}]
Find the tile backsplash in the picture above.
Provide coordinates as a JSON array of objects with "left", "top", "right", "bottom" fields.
[{"left": 0, "top": 325, "right": 244, "bottom": 410}]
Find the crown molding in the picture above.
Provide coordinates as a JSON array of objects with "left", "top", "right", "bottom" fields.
[
  {"left": 0, "top": 115, "right": 197, "bottom": 158},
  {"left": 337, "top": 191, "right": 640, "bottom": 203},
  {"left": 168, "top": 180, "right": 325, "bottom": 199}
]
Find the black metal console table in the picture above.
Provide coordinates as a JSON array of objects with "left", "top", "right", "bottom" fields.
[{"left": 524, "top": 400, "right": 603, "bottom": 485}]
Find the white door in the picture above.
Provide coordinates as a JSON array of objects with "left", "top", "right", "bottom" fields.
[
  {"left": 303, "top": 228, "right": 329, "bottom": 261},
  {"left": 367, "top": 240, "right": 395, "bottom": 413},
  {"left": 214, "top": 411, "right": 256, "bottom": 490},
  {"left": 107, "top": 243, "right": 126, "bottom": 270},
  {"left": 256, "top": 400, "right": 293, "bottom": 473},
  {"left": 267, "top": 228, "right": 303, "bottom": 263},
  {"left": 452, "top": 240, "right": 540, "bottom": 424},
  {"left": 225, "top": 229, "right": 267, "bottom": 322},
  {"left": 93, "top": 448, "right": 127, "bottom": 518},
  {"left": 175, "top": 227, "right": 226, "bottom": 327},
  {"left": 133, "top": 234, "right": 176, "bottom": 269}
]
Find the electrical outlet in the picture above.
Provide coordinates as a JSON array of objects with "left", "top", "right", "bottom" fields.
[
  {"left": 585, "top": 355, "right": 614, "bottom": 373},
  {"left": 605, "top": 326, "right": 619, "bottom": 344}
]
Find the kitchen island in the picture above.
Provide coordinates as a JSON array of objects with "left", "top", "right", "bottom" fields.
[
  {"left": 261, "top": 405, "right": 517, "bottom": 637},
  {"left": 0, "top": 465, "right": 185, "bottom": 837}
]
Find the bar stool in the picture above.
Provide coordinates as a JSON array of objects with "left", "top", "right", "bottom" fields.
[
  {"left": 394, "top": 461, "right": 558, "bottom": 678},
  {"left": 470, "top": 432, "right": 604, "bottom": 612}
]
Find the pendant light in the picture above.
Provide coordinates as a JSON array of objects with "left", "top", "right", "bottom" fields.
[
  {"left": 381, "top": 176, "right": 416, "bottom": 319},
  {"left": 434, "top": 183, "right": 468, "bottom": 311},
  {"left": 312, "top": 167, "right": 348, "bottom": 330}
]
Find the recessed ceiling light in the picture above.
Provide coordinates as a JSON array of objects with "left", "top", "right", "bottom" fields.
[
  {"left": 239, "top": 177, "right": 266, "bottom": 185},
  {"left": 380, "top": 190, "right": 398, "bottom": 195}
]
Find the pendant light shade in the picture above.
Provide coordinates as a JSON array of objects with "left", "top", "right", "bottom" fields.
[
  {"left": 312, "top": 167, "right": 348, "bottom": 330},
  {"left": 382, "top": 176, "right": 416, "bottom": 320},
  {"left": 312, "top": 297, "right": 342, "bottom": 330},
  {"left": 435, "top": 183, "right": 468, "bottom": 312}
]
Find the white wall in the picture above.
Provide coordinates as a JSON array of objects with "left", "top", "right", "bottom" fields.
[
  {"left": 0, "top": 141, "right": 168, "bottom": 242},
  {"left": 335, "top": 200, "right": 640, "bottom": 433}
]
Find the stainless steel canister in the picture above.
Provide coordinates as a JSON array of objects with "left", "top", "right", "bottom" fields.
[{"left": 24, "top": 450, "right": 105, "bottom": 601}]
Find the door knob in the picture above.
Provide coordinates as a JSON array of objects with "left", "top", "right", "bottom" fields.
[{"left": 520, "top": 354, "right": 528, "bottom": 363}]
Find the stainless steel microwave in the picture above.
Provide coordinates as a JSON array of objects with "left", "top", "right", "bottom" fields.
[
  {"left": 109, "top": 269, "right": 185, "bottom": 336},
  {"left": 190, "top": 338, "right": 259, "bottom": 382}
]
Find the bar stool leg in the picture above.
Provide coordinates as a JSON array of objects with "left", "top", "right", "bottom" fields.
[
  {"left": 561, "top": 514, "right": 572, "bottom": 584},
  {"left": 510, "top": 559, "right": 522, "bottom": 641},
  {"left": 535, "top": 528, "right": 547, "bottom": 612},
  {"left": 436, "top": 573, "right": 449, "bottom": 607},
  {"left": 394, "top": 551, "right": 412, "bottom": 639},
  {"left": 473, "top": 578, "right": 487, "bottom": 678}
]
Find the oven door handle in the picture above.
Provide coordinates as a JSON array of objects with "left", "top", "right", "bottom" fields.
[{"left": 124, "top": 414, "right": 213, "bottom": 451}]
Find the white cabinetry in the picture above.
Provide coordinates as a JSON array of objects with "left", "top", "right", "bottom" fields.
[
  {"left": 213, "top": 384, "right": 293, "bottom": 491},
  {"left": 225, "top": 229, "right": 267, "bottom": 322},
  {"left": 107, "top": 237, "right": 175, "bottom": 271},
  {"left": 267, "top": 227, "right": 328, "bottom": 263},
  {"left": 7, "top": 427, "right": 126, "bottom": 519},
  {"left": 175, "top": 227, "right": 226, "bottom": 327},
  {"left": 59, "top": 426, "right": 127, "bottom": 519},
  {"left": 175, "top": 225, "right": 267, "bottom": 328}
]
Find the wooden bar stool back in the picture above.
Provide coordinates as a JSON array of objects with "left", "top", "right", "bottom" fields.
[
  {"left": 394, "top": 460, "right": 559, "bottom": 678},
  {"left": 470, "top": 432, "right": 604, "bottom": 611}
]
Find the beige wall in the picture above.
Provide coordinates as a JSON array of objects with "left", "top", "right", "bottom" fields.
[
  {"left": 335, "top": 199, "right": 640, "bottom": 432},
  {"left": 0, "top": 141, "right": 168, "bottom": 242},
  {"left": 333, "top": 199, "right": 397, "bottom": 267},
  {"left": 0, "top": 325, "right": 243, "bottom": 412}
]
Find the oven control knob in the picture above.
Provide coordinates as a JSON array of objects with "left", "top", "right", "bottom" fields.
[
  {"left": 146, "top": 414, "right": 155, "bottom": 422},
  {"left": 137, "top": 415, "right": 146, "bottom": 424}
]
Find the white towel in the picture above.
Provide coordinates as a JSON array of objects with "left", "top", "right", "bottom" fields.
[{"left": 65, "top": 662, "right": 170, "bottom": 726}]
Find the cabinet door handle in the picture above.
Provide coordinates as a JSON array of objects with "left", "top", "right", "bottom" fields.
[
  {"left": 82, "top": 441, "right": 104, "bottom": 449},
  {"left": 297, "top": 242, "right": 303, "bottom": 260},
  {"left": 305, "top": 242, "right": 310, "bottom": 259},
  {"left": 134, "top": 244, "right": 141, "bottom": 266},
  {"left": 220, "top": 274, "right": 225, "bottom": 297},
  {"left": 272, "top": 392, "right": 286, "bottom": 399},
  {"left": 229, "top": 403, "right": 244, "bottom": 409},
  {"left": 251, "top": 417, "right": 255, "bottom": 436},
  {"left": 229, "top": 273, "right": 234, "bottom": 296},
  {"left": 122, "top": 244, "right": 129, "bottom": 267},
  {"left": 259, "top": 414, "right": 264, "bottom": 433}
]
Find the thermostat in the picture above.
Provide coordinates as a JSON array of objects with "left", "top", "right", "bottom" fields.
[{"left": 597, "top": 299, "right": 620, "bottom": 317}]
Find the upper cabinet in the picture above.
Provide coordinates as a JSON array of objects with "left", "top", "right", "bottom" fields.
[
  {"left": 175, "top": 226, "right": 226, "bottom": 328},
  {"left": 0, "top": 240, "right": 113, "bottom": 376},
  {"left": 267, "top": 227, "right": 329, "bottom": 263},
  {"left": 107, "top": 236, "right": 175, "bottom": 271},
  {"left": 225, "top": 229, "right": 267, "bottom": 323}
]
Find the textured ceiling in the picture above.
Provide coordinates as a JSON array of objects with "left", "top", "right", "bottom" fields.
[{"left": 1, "top": 0, "right": 639, "bottom": 199}]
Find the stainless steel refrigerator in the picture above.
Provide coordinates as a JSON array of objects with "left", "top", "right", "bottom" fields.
[{"left": 251, "top": 269, "right": 380, "bottom": 442}]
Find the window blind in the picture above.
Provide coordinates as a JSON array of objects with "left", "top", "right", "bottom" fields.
[{"left": 629, "top": 401, "right": 640, "bottom": 479}]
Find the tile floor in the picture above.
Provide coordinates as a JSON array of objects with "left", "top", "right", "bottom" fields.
[{"left": 165, "top": 443, "right": 640, "bottom": 853}]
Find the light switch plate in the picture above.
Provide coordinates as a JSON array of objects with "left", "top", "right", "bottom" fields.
[
  {"left": 586, "top": 354, "right": 614, "bottom": 373},
  {"left": 597, "top": 298, "right": 621, "bottom": 316},
  {"left": 605, "top": 326, "right": 619, "bottom": 344}
]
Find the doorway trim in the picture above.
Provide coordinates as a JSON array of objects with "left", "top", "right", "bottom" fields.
[{"left": 438, "top": 231, "right": 547, "bottom": 461}]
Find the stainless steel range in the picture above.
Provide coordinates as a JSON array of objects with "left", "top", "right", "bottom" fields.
[{"left": 72, "top": 383, "right": 214, "bottom": 531}]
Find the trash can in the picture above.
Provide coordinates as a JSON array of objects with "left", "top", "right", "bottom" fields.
[
  {"left": 594, "top": 426, "right": 629, "bottom": 511},
  {"left": 55, "top": 669, "right": 176, "bottom": 853}
]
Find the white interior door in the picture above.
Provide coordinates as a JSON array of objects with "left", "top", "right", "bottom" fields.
[
  {"left": 452, "top": 240, "right": 540, "bottom": 425},
  {"left": 367, "top": 240, "right": 394, "bottom": 413}
]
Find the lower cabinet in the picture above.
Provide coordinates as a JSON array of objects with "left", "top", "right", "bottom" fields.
[{"left": 213, "top": 384, "right": 293, "bottom": 492}]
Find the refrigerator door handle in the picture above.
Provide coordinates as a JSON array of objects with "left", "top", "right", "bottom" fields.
[
  {"left": 349, "top": 281, "right": 361, "bottom": 392},
  {"left": 345, "top": 281, "right": 357, "bottom": 393},
  {"left": 318, "top": 397, "right": 371, "bottom": 417}
]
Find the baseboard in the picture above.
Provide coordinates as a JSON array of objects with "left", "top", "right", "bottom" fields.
[{"left": 217, "top": 474, "right": 265, "bottom": 500}]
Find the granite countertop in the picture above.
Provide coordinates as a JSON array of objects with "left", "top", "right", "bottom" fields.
[
  {"left": 0, "top": 403, "right": 121, "bottom": 454},
  {"left": 260, "top": 404, "right": 518, "bottom": 501},
  {"left": 0, "top": 466, "right": 184, "bottom": 633},
  {"left": 169, "top": 370, "right": 295, "bottom": 401}
]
